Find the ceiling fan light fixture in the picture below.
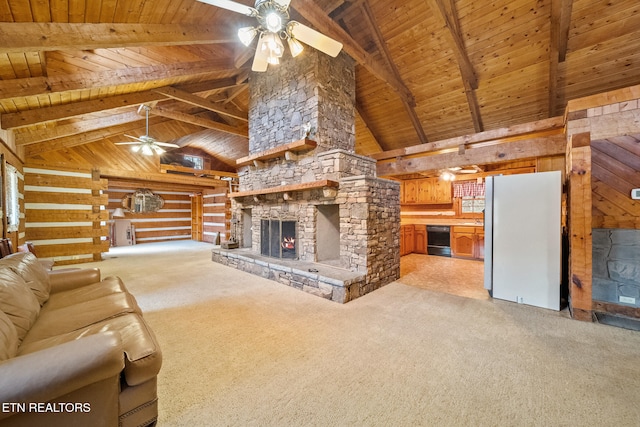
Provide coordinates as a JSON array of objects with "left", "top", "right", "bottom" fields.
[
  {"left": 131, "top": 145, "right": 141, "bottom": 153},
  {"left": 265, "top": 11, "right": 283, "bottom": 32},
  {"left": 141, "top": 144, "right": 154, "bottom": 156},
  {"left": 238, "top": 26, "right": 258, "bottom": 46},
  {"left": 261, "top": 32, "right": 284, "bottom": 58},
  {"left": 287, "top": 36, "right": 304, "bottom": 57}
]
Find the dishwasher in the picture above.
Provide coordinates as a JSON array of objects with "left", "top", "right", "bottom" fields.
[{"left": 426, "top": 225, "right": 451, "bottom": 257}]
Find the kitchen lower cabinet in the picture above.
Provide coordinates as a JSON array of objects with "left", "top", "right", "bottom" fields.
[
  {"left": 414, "top": 226, "right": 427, "bottom": 254},
  {"left": 451, "top": 226, "right": 484, "bottom": 259},
  {"left": 400, "top": 225, "right": 415, "bottom": 256}
]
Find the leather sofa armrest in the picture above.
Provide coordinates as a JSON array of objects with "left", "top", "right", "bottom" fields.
[
  {"left": 48, "top": 268, "right": 101, "bottom": 293},
  {"left": 0, "top": 332, "right": 124, "bottom": 420}
]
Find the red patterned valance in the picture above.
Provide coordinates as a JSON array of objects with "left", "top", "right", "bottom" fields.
[{"left": 453, "top": 181, "right": 485, "bottom": 198}]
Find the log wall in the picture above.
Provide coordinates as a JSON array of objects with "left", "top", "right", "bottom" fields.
[
  {"left": 202, "top": 187, "right": 230, "bottom": 244},
  {"left": 23, "top": 166, "right": 109, "bottom": 265}
]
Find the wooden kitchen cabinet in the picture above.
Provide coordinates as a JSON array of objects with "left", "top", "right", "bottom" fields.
[
  {"left": 451, "top": 226, "right": 484, "bottom": 259},
  {"left": 402, "top": 178, "right": 452, "bottom": 205},
  {"left": 414, "top": 226, "right": 427, "bottom": 254}
]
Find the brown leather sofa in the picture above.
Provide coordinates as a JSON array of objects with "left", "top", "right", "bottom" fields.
[{"left": 0, "top": 252, "right": 161, "bottom": 427}]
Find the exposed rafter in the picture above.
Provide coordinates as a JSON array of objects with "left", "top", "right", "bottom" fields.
[
  {"left": 152, "top": 87, "right": 248, "bottom": 122},
  {"left": 549, "top": 0, "right": 574, "bottom": 116},
  {"left": 0, "top": 59, "right": 237, "bottom": 100},
  {"left": 0, "top": 23, "right": 236, "bottom": 53},
  {"left": 292, "top": 0, "right": 416, "bottom": 107},
  {"left": 359, "top": 0, "right": 428, "bottom": 144},
  {"left": 425, "top": 0, "right": 483, "bottom": 132},
  {"left": 150, "top": 106, "right": 248, "bottom": 138}
]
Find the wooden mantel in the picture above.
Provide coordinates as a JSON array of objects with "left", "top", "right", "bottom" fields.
[
  {"left": 228, "top": 179, "right": 338, "bottom": 199},
  {"left": 236, "top": 138, "right": 317, "bottom": 167}
]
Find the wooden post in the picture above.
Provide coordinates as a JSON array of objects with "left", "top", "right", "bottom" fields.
[{"left": 567, "top": 132, "right": 593, "bottom": 321}]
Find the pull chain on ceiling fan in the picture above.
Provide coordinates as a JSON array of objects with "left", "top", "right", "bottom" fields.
[
  {"left": 197, "top": 0, "right": 343, "bottom": 71},
  {"left": 114, "top": 106, "right": 180, "bottom": 156}
]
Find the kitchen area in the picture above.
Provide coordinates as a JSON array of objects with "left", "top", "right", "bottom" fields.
[
  {"left": 398, "top": 172, "right": 489, "bottom": 299},
  {"left": 396, "top": 157, "right": 566, "bottom": 308}
]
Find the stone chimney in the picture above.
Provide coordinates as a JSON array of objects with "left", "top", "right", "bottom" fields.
[{"left": 212, "top": 50, "right": 400, "bottom": 303}]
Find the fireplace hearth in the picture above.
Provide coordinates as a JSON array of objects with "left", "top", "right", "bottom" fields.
[{"left": 261, "top": 219, "right": 296, "bottom": 259}]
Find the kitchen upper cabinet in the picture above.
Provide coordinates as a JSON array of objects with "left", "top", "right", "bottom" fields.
[
  {"left": 451, "top": 226, "right": 484, "bottom": 260},
  {"left": 403, "top": 181, "right": 418, "bottom": 204},
  {"left": 402, "top": 178, "right": 452, "bottom": 205}
]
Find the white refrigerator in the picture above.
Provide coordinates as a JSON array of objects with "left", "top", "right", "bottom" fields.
[{"left": 483, "top": 171, "right": 561, "bottom": 310}]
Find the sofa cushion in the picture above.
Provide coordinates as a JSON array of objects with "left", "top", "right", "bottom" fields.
[
  {"left": 24, "top": 292, "right": 141, "bottom": 342},
  {"left": 45, "top": 276, "right": 128, "bottom": 310},
  {"left": 0, "top": 310, "right": 19, "bottom": 361},
  {"left": 1, "top": 252, "right": 51, "bottom": 305},
  {"left": 0, "top": 267, "right": 40, "bottom": 342},
  {"left": 19, "top": 313, "right": 162, "bottom": 387}
]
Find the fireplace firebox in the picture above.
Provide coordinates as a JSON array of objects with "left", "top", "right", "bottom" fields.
[{"left": 261, "top": 219, "right": 297, "bottom": 259}]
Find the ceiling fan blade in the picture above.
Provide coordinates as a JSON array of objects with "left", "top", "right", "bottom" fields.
[
  {"left": 273, "top": 0, "right": 291, "bottom": 8},
  {"left": 196, "top": 0, "right": 256, "bottom": 16},
  {"left": 154, "top": 142, "right": 181, "bottom": 148},
  {"left": 124, "top": 134, "right": 145, "bottom": 143},
  {"left": 252, "top": 33, "right": 269, "bottom": 72},
  {"left": 289, "top": 22, "right": 343, "bottom": 57},
  {"left": 114, "top": 142, "right": 141, "bottom": 146}
]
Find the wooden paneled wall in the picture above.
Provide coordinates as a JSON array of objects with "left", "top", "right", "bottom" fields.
[
  {"left": 202, "top": 187, "right": 230, "bottom": 244},
  {"left": 591, "top": 135, "right": 640, "bottom": 229},
  {"left": 23, "top": 166, "right": 109, "bottom": 265},
  {"left": 107, "top": 184, "right": 193, "bottom": 244}
]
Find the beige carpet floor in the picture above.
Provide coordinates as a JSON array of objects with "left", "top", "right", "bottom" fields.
[{"left": 78, "top": 241, "right": 640, "bottom": 426}]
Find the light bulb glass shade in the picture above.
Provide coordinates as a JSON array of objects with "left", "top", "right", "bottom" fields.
[
  {"left": 112, "top": 208, "right": 125, "bottom": 218},
  {"left": 153, "top": 145, "right": 166, "bottom": 154},
  {"left": 131, "top": 145, "right": 141, "bottom": 153},
  {"left": 261, "top": 32, "right": 284, "bottom": 58},
  {"left": 267, "top": 55, "right": 280, "bottom": 65},
  {"left": 238, "top": 26, "right": 257, "bottom": 47},
  {"left": 287, "top": 37, "right": 304, "bottom": 57},
  {"left": 265, "top": 12, "right": 282, "bottom": 32},
  {"left": 141, "top": 144, "right": 154, "bottom": 156}
]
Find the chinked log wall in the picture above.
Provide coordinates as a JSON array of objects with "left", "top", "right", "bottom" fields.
[
  {"left": 107, "top": 184, "right": 193, "bottom": 244},
  {"left": 202, "top": 187, "right": 230, "bottom": 244},
  {"left": 23, "top": 166, "right": 109, "bottom": 265}
]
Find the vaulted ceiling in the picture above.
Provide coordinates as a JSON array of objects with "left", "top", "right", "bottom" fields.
[{"left": 1, "top": 0, "right": 639, "bottom": 172}]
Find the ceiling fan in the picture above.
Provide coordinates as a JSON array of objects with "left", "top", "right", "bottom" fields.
[
  {"left": 197, "top": 0, "right": 343, "bottom": 71},
  {"left": 115, "top": 105, "right": 180, "bottom": 156}
]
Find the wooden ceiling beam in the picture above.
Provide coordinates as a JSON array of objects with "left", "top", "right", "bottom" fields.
[
  {"left": 426, "top": 0, "right": 483, "bottom": 132},
  {"left": 23, "top": 116, "right": 171, "bottom": 157},
  {"left": 150, "top": 106, "right": 248, "bottom": 138},
  {"left": 1, "top": 78, "right": 243, "bottom": 129},
  {"left": 359, "top": 0, "right": 428, "bottom": 144},
  {"left": 549, "top": 0, "right": 574, "bottom": 117},
  {"left": 291, "top": 0, "right": 415, "bottom": 107},
  {"left": 0, "top": 59, "right": 236, "bottom": 100},
  {"left": 0, "top": 23, "right": 235, "bottom": 54},
  {"left": 152, "top": 86, "right": 248, "bottom": 122},
  {"left": 377, "top": 134, "right": 567, "bottom": 177}
]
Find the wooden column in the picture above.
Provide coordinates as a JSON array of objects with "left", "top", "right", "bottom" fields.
[{"left": 567, "top": 132, "right": 593, "bottom": 321}]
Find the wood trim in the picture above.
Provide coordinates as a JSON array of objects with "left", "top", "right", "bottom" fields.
[
  {"left": 567, "top": 132, "right": 593, "bottom": 320},
  {"left": 159, "top": 164, "right": 237, "bottom": 179},
  {"left": 236, "top": 139, "right": 318, "bottom": 166},
  {"left": 228, "top": 180, "right": 338, "bottom": 198}
]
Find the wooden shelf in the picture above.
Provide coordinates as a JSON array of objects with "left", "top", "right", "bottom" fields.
[
  {"left": 236, "top": 138, "right": 317, "bottom": 167},
  {"left": 228, "top": 180, "right": 338, "bottom": 199},
  {"left": 160, "top": 164, "right": 237, "bottom": 179}
]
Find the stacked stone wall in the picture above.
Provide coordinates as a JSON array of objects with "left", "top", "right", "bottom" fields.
[{"left": 593, "top": 229, "right": 640, "bottom": 308}]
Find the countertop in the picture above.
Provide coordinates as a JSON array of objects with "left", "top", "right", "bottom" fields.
[{"left": 400, "top": 218, "right": 484, "bottom": 227}]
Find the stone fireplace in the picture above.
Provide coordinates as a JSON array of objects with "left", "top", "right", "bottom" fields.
[{"left": 212, "top": 49, "right": 400, "bottom": 303}]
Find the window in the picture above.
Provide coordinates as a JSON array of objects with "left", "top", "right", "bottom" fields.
[
  {"left": 183, "top": 155, "right": 204, "bottom": 170},
  {"left": 461, "top": 196, "right": 485, "bottom": 214},
  {"left": 5, "top": 164, "right": 19, "bottom": 232}
]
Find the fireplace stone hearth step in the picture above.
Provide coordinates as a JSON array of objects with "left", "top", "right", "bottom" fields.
[{"left": 211, "top": 247, "right": 366, "bottom": 303}]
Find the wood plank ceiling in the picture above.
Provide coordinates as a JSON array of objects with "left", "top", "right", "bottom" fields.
[{"left": 0, "top": 0, "right": 639, "bottom": 170}]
